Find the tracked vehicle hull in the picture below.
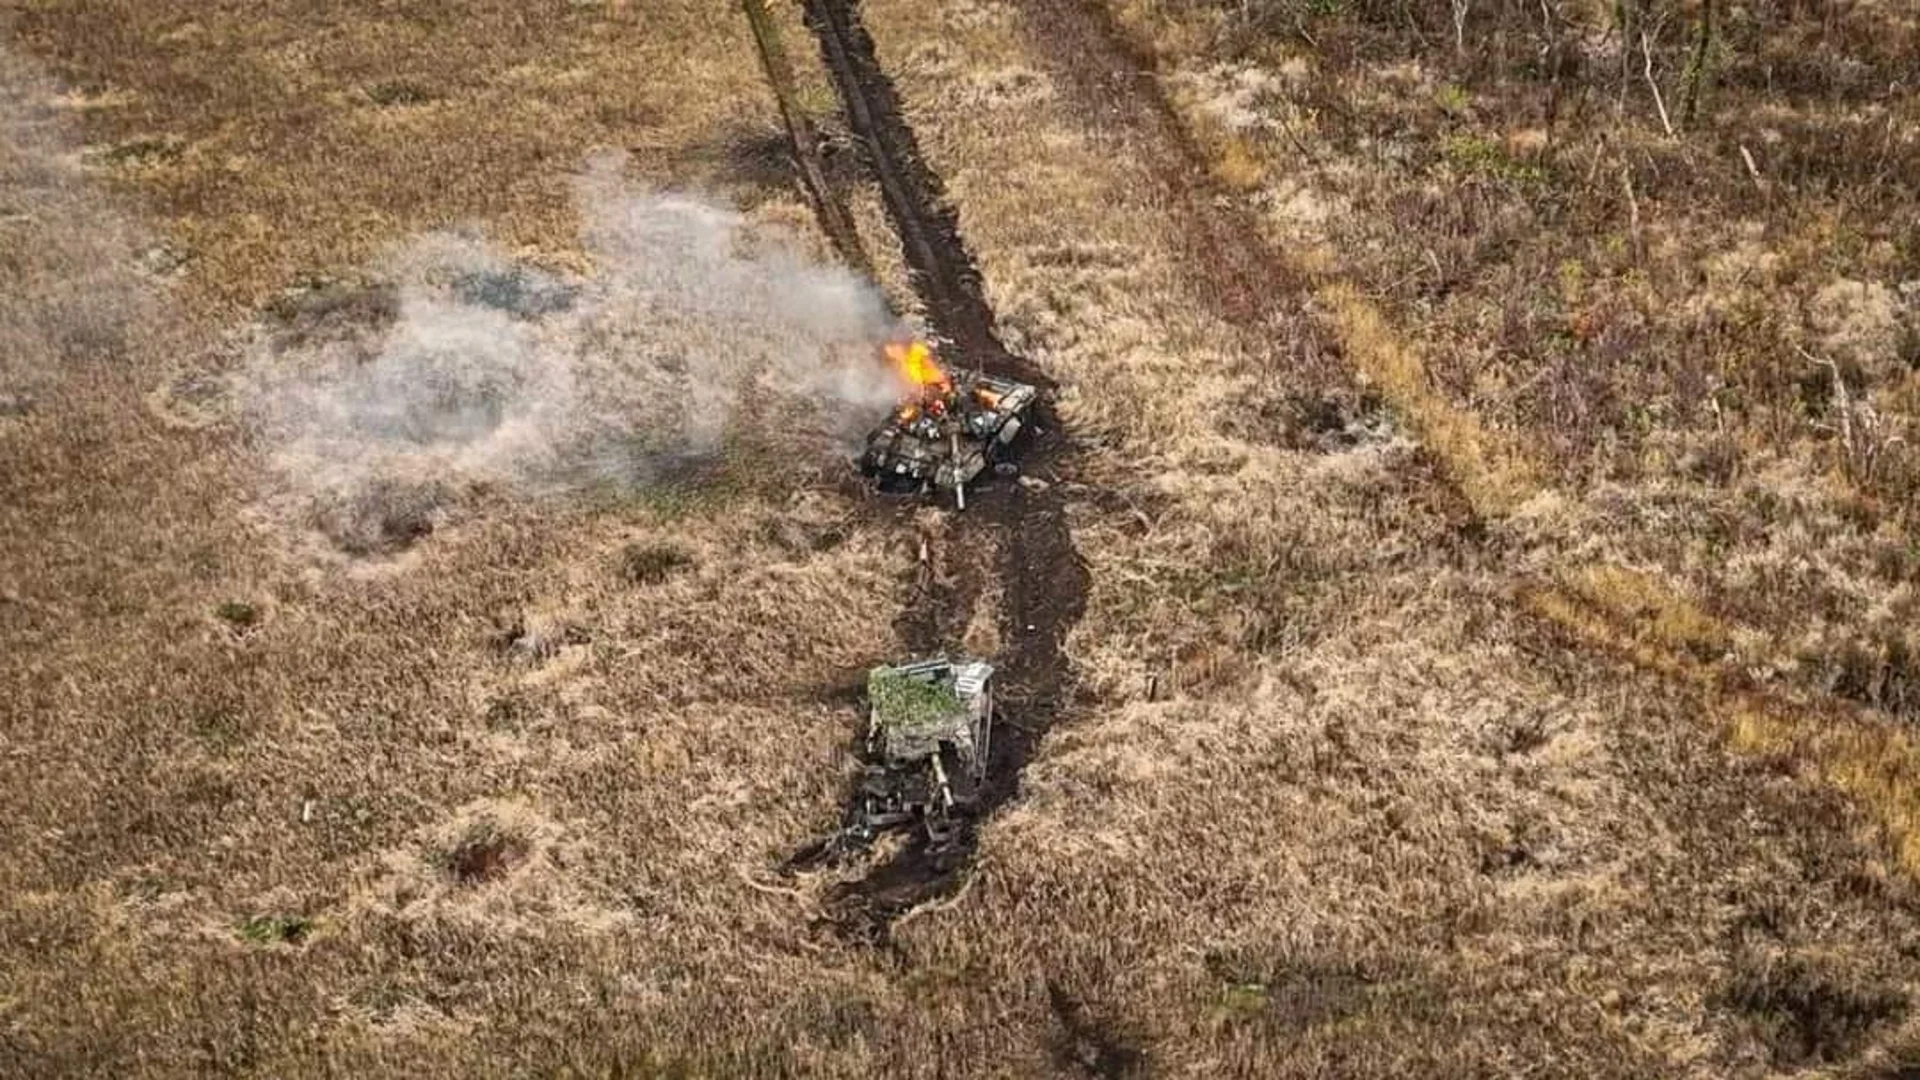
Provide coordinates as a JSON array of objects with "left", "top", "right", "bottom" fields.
[
  {"left": 860, "top": 371, "right": 1037, "bottom": 502},
  {"left": 822, "top": 657, "right": 995, "bottom": 856}
]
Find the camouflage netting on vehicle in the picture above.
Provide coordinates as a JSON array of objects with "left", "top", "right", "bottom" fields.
[{"left": 867, "top": 667, "right": 968, "bottom": 761}]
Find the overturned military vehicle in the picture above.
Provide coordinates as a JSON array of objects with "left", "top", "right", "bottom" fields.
[
  {"left": 860, "top": 340, "right": 1036, "bottom": 509},
  {"left": 833, "top": 656, "right": 995, "bottom": 853}
]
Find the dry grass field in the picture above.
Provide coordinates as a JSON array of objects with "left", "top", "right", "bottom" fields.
[
  {"left": 1094, "top": 0, "right": 1920, "bottom": 857},
  {"left": 4, "top": 0, "right": 1920, "bottom": 1077}
]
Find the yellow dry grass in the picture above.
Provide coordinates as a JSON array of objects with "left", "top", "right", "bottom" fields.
[
  {"left": 850, "top": 0, "right": 1920, "bottom": 1072},
  {"left": 1729, "top": 706, "right": 1920, "bottom": 875},
  {"left": 8, "top": 0, "right": 785, "bottom": 316},
  {"left": 1320, "top": 280, "right": 1543, "bottom": 517},
  {"left": 1096, "top": 0, "right": 1920, "bottom": 927},
  {"left": 8, "top": 0, "right": 1920, "bottom": 1075},
  {"left": 1527, "top": 575, "right": 1920, "bottom": 879},
  {"left": 0, "top": 4, "right": 909, "bottom": 1073},
  {"left": 1195, "top": 123, "right": 1267, "bottom": 192},
  {"left": 1560, "top": 564, "right": 1735, "bottom": 664}
]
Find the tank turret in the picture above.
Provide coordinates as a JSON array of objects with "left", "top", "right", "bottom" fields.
[{"left": 860, "top": 340, "right": 1036, "bottom": 509}]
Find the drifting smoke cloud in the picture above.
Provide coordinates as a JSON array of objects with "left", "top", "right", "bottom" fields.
[{"left": 246, "top": 157, "right": 908, "bottom": 555}]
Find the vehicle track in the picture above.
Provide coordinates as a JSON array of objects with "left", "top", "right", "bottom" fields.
[
  {"left": 740, "top": 0, "right": 873, "bottom": 279},
  {"left": 890, "top": 514, "right": 987, "bottom": 660},
  {"left": 1011, "top": 0, "right": 1418, "bottom": 428},
  {"left": 1016, "top": 0, "right": 1314, "bottom": 333},
  {"left": 801, "top": 0, "right": 1006, "bottom": 372},
  {"left": 794, "top": 0, "right": 1091, "bottom": 939}
]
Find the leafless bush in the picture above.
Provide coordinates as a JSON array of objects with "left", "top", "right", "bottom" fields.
[{"left": 1801, "top": 348, "right": 1909, "bottom": 491}]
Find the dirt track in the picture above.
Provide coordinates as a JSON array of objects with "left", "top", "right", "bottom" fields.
[
  {"left": 790, "top": 0, "right": 1091, "bottom": 938},
  {"left": 1016, "top": 0, "right": 1316, "bottom": 349},
  {"left": 788, "top": 0, "right": 1456, "bottom": 943},
  {"left": 801, "top": 0, "right": 1004, "bottom": 370}
]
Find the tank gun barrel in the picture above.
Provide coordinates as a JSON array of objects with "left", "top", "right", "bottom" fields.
[{"left": 952, "top": 431, "right": 966, "bottom": 511}]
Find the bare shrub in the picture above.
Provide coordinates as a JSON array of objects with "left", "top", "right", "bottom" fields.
[
  {"left": 1801, "top": 349, "right": 1910, "bottom": 491},
  {"left": 619, "top": 542, "right": 695, "bottom": 585}
]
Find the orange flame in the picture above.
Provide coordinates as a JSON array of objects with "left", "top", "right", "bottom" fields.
[{"left": 886, "top": 340, "right": 951, "bottom": 394}]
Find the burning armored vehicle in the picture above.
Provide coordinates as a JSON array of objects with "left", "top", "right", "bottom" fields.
[
  {"left": 860, "top": 340, "right": 1037, "bottom": 509},
  {"left": 833, "top": 656, "right": 995, "bottom": 852}
]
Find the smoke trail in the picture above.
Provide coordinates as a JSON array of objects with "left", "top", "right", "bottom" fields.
[
  {"left": 245, "top": 157, "right": 910, "bottom": 556},
  {"left": 0, "top": 47, "right": 176, "bottom": 410}
]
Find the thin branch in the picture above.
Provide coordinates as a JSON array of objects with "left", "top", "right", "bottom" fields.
[
  {"left": 889, "top": 866, "right": 978, "bottom": 932},
  {"left": 1796, "top": 347, "right": 1848, "bottom": 414},
  {"left": 1614, "top": 0, "right": 1633, "bottom": 115},
  {"left": 1739, "top": 144, "right": 1767, "bottom": 194},
  {"left": 1681, "top": 0, "right": 1714, "bottom": 126},
  {"left": 1797, "top": 345, "right": 1873, "bottom": 481},
  {"left": 1642, "top": 31, "right": 1675, "bottom": 136},
  {"left": 736, "top": 865, "right": 813, "bottom": 902},
  {"left": 1619, "top": 162, "right": 1642, "bottom": 259}
]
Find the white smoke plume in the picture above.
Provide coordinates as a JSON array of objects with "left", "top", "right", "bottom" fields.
[{"left": 244, "top": 157, "right": 910, "bottom": 555}]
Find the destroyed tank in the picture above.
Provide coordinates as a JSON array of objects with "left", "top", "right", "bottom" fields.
[
  {"left": 860, "top": 340, "right": 1037, "bottom": 509},
  {"left": 842, "top": 656, "right": 995, "bottom": 848}
]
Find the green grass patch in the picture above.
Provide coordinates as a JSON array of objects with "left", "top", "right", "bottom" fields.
[
  {"left": 214, "top": 601, "right": 259, "bottom": 629},
  {"left": 1441, "top": 133, "right": 1545, "bottom": 185},
  {"left": 238, "top": 914, "right": 313, "bottom": 946},
  {"left": 867, "top": 668, "right": 964, "bottom": 731}
]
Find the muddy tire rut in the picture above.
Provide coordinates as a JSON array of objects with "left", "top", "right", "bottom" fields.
[{"left": 783, "top": 0, "right": 1092, "bottom": 939}]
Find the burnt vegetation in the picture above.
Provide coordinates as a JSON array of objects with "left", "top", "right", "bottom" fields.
[{"left": 442, "top": 822, "right": 532, "bottom": 887}]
